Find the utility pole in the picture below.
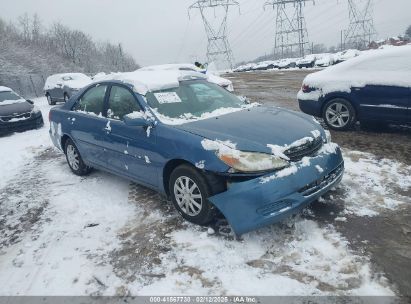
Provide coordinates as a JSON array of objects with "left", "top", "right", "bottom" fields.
[
  {"left": 264, "top": 0, "right": 314, "bottom": 59},
  {"left": 344, "top": 0, "right": 376, "bottom": 50},
  {"left": 189, "top": 0, "right": 240, "bottom": 69}
]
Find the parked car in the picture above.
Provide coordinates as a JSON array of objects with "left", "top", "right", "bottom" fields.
[
  {"left": 315, "top": 54, "right": 335, "bottom": 67},
  {"left": 44, "top": 73, "right": 92, "bottom": 105},
  {"left": 298, "top": 45, "right": 411, "bottom": 130},
  {"left": 49, "top": 70, "right": 344, "bottom": 235},
  {"left": 278, "top": 58, "right": 297, "bottom": 69},
  {"left": 0, "top": 86, "right": 44, "bottom": 135},
  {"left": 139, "top": 64, "right": 234, "bottom": 92},
  {"left": 296, "top": 55, "right": 318, "bottom": 68},
  {"left": 333, "top": 49, "right": 361, "bottom": 64}
]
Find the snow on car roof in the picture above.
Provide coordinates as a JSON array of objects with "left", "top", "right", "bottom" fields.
[
  {"left": 95, "top": 70, "right": 208, "bottom": 95},
  {"left": 303, "top": 45, "right": 411, "bottom": 94},
  {"left": 139, "top": 63, "right": 200, "bottom": 72},
  {"left": 0, "top": 86, "right": 12, "bottom": 92},
  {"left": 44, "top": 73, "right": 92, "bottom": 90}
]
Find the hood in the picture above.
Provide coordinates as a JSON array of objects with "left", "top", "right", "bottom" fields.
[
  {"left": 0, "top": 100, "right": 33, "bottom": 117},
  {"left": 173, "top": 106, "right": 324, "bottom": 154}
]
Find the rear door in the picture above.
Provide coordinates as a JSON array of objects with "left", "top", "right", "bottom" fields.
[
  {"left": 69, "top": 84, "right": 109, "bottom": 167},
  {"left": 104, "top": 85, "right": 158, "bottom": 186},
  {"left": 352, "top": 56, "right": 409, "bottom": 123}
]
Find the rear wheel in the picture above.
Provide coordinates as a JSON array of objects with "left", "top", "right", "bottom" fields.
[
  {"left": 65, "top": 138, "right": 92, "bottom": 176},
  {"left": 323, "top": 98, "right": 356, "bottom": 131},
  {"left": 169, "top": 164, "right": 218, "bottom": 226},
  {"left": 47, "top": 94, "right": 55, "bottom": 105}
]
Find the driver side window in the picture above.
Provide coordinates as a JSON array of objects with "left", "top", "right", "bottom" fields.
[
  {"left": 107, "top": 86, "right": 141, "bottom": 120},
  {"left": 74, "top": 84, "right": 107, "bottom": 116}
]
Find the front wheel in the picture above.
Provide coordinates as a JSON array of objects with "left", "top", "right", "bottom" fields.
[
  {"left": 65, "top": 138, "right": 92, "bottom": 176},
  {"left": 322, "top": 98, "right": 356, "bottom": 131},
  {"left": 47, "top": 94, "right": 55, "bottom": 105},
  {"left": 169, "top": 165, "right": 218, "bottom": 226}
]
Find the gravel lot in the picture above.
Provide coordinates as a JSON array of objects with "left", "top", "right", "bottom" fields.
[
  {"left": 0, "top": 70, "right": 410, "bottom": 297},
  {"left": 225, "top": 70, "right": 411, "bottom": 296}
]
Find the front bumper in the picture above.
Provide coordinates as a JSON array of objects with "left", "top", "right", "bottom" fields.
[
  {"left": 208, "top": 146, "right": 344, "bottom": 235},
  {"left": 0, "top": 114, "right": 44, "bottom": 135}
]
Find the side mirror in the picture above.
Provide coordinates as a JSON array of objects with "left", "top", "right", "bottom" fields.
[
  {"left": 26, "top": 100, "right": 34, "bottom": 104},
  {"left": 123, "top": 115, "right": 151, "bottom": 127}
]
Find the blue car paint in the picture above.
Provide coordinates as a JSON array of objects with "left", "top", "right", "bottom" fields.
[
  {"left": 299, "top": 85, "right": 411, "bottom": 123},
  {"left": 50, "top": 80, "right": 344, "bottom": 235},
  {"left": 209, "top": 148, "right": 344, "bottom": 235}
]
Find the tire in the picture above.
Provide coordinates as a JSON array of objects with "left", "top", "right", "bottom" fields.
[
  {"left": 64, "top": 93, "right": 70, "bottom": 103},
  {"left": 322, "top": 98, "right": 356, "bottom": 131},
  {"left": 47, "top": 94, "right": 56, "bottom": 106},
  {"left": 64, "top": 138, "right": 92, "bottom": 176},
  {"left": 169, "top": 164, "right": 218, "bottom": 226}
]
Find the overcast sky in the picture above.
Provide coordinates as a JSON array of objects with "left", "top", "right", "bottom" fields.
[{"left": 0, "top": 0, "right": 410, "bottom": 66}]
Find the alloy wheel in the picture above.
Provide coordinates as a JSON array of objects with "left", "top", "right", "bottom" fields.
[
  {"left": 325, "top": 102, "right": 350, "bottom": 128},
  {"left": 174, "top": 176, "right": 203, "bottom": 216},
  {"left": 66, "top": 144, "right": 80, "bottom": 171}
]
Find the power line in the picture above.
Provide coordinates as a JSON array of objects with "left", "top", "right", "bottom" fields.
[
  {"left": 264, "top": 0, "right": 315, "bottom": 59},
  {"left": 188, "top": 0, "right": 240, "bottom": 69},
  {"left": 344, "top": 0, "right": 377, "bottom": 49}
]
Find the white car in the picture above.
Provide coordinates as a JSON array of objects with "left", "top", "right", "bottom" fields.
[
  {"left": 139, "top": 64, "right": 234, "bottom": 92},
  {"left": 296, "top": 55, "right": 318, "bottom": 69},
  {"left": 277, "top": 58, "right": 297, "bottom": 69},
  {"left": 334, "top": 49, "right": 361, "bottom": 64},
  {"left": 315, "top": 54, "right": 335, "bottom": 67}
]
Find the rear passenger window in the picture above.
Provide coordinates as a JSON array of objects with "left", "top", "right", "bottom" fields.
[
  {"left": 74, "top": 85, "right": 107, "bottom": 116},
  {"left": 107, "top": 86, "right": 141, "bottom": 120}
]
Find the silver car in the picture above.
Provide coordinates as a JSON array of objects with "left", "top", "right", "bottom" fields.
[{"left": 44, "top": 73, "right": 92, "bottom": 105}]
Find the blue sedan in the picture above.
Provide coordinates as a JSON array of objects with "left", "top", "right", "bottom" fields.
[
  {"left": 298, "top": 46, "right": 411, "bottom": 130},
  {"left": 49, "top": 70, "right": 344, "bottom": 235}
]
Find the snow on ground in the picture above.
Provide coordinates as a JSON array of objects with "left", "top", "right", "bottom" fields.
[{"left": 0, "top": 97, "right": 404, "bottom": 296}]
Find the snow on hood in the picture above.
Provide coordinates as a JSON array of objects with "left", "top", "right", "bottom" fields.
[
  {"left": 44, "top": 73, "right": 92, "bottom": 90},
  {"left": 94, "top": 70, "right": 207, "bottom": 96},
  {"left": 302, "top": 45, "right": 411, "bottom": 95},
  {"left": 174, "top": 106, "right": 325, "bottom": 154},
  {"left": 0, "top": 86, "right": 12, "bottom": 92},
  {"left": 0, "top": 98, "right": 27, "bottom": 106}
]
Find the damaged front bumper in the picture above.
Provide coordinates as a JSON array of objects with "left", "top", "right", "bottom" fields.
[{"left": 208, "top": 146, "right": 344, "bottom": 235}]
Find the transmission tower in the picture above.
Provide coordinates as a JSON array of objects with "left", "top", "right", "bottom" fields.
[
  {"left": 344, "top": 0, "right": 376, "bottom": 50},
  {"left": 264, "top": 0, "right": 313, "bottom": 59},
  {"left": 189, "top": 0, "right": 239, "bottom": 69}
]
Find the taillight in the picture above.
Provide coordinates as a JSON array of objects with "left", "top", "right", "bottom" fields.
[
  {"left": 48, "top": 111, "right": 52, "bottom": 122},
  {"left": 302, "top": 84, "right": 315, "bottom": 93}
]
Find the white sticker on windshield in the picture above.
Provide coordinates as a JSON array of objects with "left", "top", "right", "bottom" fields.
[{"left": 154, "top": 92, "right": 182, "bottom": 104}]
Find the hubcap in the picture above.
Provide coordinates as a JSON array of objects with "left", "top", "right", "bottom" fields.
[
  {"left": 64, "top": 95, "right": 69, "bottom": 102},
  {"left": 66, "top": 144, "right": 80, "bottom": 171},
  {"left": 325, "top": 102, "right": 350, "bottom": 128},
  {"left": 174, "top": 176, "right": 203, "bottom": 216}
]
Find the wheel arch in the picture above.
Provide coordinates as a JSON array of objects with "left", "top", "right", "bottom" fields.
[
  {"left": 162, "top": 159, "right": 195, "bottom": 197},
  {"left": 321, "top": 94, "right": 359, "bottom": 119},
  {"left": 61, "top": 134, "right": 72, "bottom": 153}
]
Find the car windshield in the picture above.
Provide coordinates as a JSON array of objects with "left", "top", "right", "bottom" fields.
[
  {"left": 145, "top": 80, "right": 246, "bottom": 119},
  {"left": 0, "top": 91, "right": 21, "bottom": 103}
]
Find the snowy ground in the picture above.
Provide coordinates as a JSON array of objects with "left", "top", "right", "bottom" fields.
[{"left": 0, "top": 94, "right": 409, "bottom": 296}]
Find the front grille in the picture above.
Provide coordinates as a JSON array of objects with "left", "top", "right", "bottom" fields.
[
  {"left": 257, "top": 200, "right": 292, "bottom": 217},
  {"left": 0, "top": 112, "right": 31, "bottom": 122},
  {"left": 285, "top": 136, "right": 323, "bottom": 161},
  {"left": 298, "top": 163, "right": 344, "bottom": 197}
]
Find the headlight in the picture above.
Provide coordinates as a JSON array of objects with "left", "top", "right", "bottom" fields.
[
  {"left": 217, "top": 150, "right": 289, "bottom": 173},
  {"left": 324, "top": 130, "right": 332, "bottom": 143},
  {"left": 31, "top": 106, "right": 41, "bottom": 115}
]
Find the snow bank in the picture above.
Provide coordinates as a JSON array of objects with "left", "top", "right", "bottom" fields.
[{"left": 302, "top": 45, "right": 411, "bottom": 96}]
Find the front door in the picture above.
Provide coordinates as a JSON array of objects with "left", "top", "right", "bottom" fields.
[
  {"left": 104, "top": 85, "right": 158, "bottom": 187},
  {"left": 70, "top": 84, "right": 109, "bottom": 167}
]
